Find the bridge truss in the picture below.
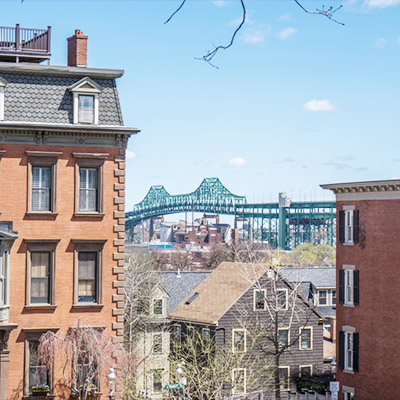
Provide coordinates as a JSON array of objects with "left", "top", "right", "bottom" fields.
[{"left": 126, "top": 178, "right": 336, "bottom": 250}]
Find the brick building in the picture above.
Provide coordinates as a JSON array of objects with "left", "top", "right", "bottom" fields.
[
  {"left": 321, "top": 180, "right": 400, "bottom": 400},
  {"left": 0, "top": 26, "right": 138, "bottom": 399}
]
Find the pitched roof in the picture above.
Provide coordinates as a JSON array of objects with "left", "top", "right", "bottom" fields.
[
  {"left": 160, "top": 271, "right": 211, "bottom": 315},
  {"left": 279, "top": 267, "right": 335, "bottom": 288},
  {"left": 168, "top": 262, "right": 267, "bottom": 325}
]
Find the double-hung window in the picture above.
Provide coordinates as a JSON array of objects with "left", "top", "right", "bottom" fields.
[
  {"left": 79, "top": 167, "right": 98, "bottom": 212},
  {"left": 152, "top": 333, "right": 163, "bottom": 354},
  {"left": 254, "top": 289, "right": 266, "bottom": 310},
  {"left": 69, "top": 77, "right": 102, "bottom": 125},
  {"left": 73, "top": 153, "right": 107, "bottom": 216},
  {"left": 278, "top": 367, "right": 290, "bottom": 391},
  {"left": 299, "top": 327, "right": 312, "bottom": 350},
  {"left": 339, "top": 327, "right": 359, "bottom": 373},
  {"left": 339, "top": 207, "right": 359, "bottom": 244},
  {"left": 153, "top": 370, "right": 163, "bottom": 393},
  {"left": 27, "top": 151, "right": 61, "bottom": 214},
  {"left": 232, "top": 368, "right": 246, "bottom": 394},
  {"left": 232, "top": 329, "right": 246, "bottom": 353},
  {"left": 25, "top": 240, "right": 58, "bottom": 308},
  {"left": 73, "top": 240, "right": 105, "bottom": 306},
  {"left": 277, "top": 289, "right": 288, "bottom": 310},
  {"left": 343, "top": 387, "right": 355, "bottom": 400},
  {"left": 32, "top": 167, "right": 51, "bottom": 211},
  {"left": 152, "top": 298, "right": 163, "bottom": 315},
  {"left": 31, "top": 252, "right": 51, "bottom": 304},
  {"left": 278, "top": 328, "right": 289, "bottom": 349},
  {"left": 318, "top": 290, "right": 327, "bottom": 306},
  {"left": 173, "top": 324, "right": 181, "bottom": 345},
  {"left": 78, "top": 95, "right": 95, "bottom": 124},
  {"left": 339, "top": 266, "right": 359, "bottom": 306},
  {"left": 78, "top": 252, "right": 97, "bottom": 303}
]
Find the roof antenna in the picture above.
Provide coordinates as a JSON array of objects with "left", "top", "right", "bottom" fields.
[{"left": 176, "top": 267, "right": 181, "bottom": 278}]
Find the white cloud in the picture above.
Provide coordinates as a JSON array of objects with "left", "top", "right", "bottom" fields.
[
  {"left": 243, "top": 28, "right": 266, "bottom": 44},
  {"left": 278, "top": 13, "right": 291, "bottom": 21},
  {"left": 126, "top": 150, "right": 137, "bottom": 160},
  {"left": 303, "top": 99, "right": 337, "bottom": 112},
  {"left": 196, "top": 160, "right": 209, "bottom": 167},
  {"left": 374, "top": 37, "right": 387, "bottom": 48},
  {"left": 277, "top": 27, "right": 297, "bottom": 40},
  {"left": 228, "top": 157, "right": 247, "bottom": 168},
  {"left": 364, "top": 0, "right": 400, "bottom": 7},
  {"left": 213, "top": 0, "right": 227, "bottom": 6}
]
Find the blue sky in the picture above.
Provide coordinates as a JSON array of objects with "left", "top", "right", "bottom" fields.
[{"left": 3, "top": 0, "right": 400, "bottom": 211}]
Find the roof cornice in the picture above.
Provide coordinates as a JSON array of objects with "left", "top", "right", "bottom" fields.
[
  {"left": 321, "top": 180, "right": 400, "bottom": 195},
  {"left": 0, "top": 62, "right": 124, "bottom": 79},
  {"left": 0, "top": 121, "right": 139, "bottom": 136}
]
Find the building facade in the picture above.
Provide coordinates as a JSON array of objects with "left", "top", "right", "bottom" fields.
[
  {"left": 322, "top": 179, "right": 400, "bottom": 400},
  {"left": 169, "top": 262, "right": 326, "bottom": 399},
  {"left": 0, "top": 27, "right": 138, "bottom": 399}
]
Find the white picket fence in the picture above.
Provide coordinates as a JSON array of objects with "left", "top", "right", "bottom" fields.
[{"left": 288, "top": 392, "right": 332, "bottom": 400}]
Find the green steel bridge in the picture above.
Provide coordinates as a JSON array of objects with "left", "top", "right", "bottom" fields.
[{"left": 126, "top": 178, "right": 336, "bottom": 250}]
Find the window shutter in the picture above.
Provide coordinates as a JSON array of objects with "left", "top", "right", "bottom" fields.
[
  {"left": 353, "top": 270, "right": 359, "bottom": 305},
  {"left": 338, "top": 210, "right": 345, "bottom": 243},
  {"left": 353, "top": 210, "right": 359, "bottom": 243},
  {"left": 339, "top": 270, "right": 345, "bottom": 304},
  {"left": 338, "top": 331, "right": 345, "bottom": 370},
  {"left": 353, "top": 332, "right": 359, "bottom": 372}
]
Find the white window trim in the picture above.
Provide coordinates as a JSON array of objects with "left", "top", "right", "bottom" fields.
[
  {"left": 299, "top": 327, "right": 313, "bottom": 350},
  {"left": 278, "top": 327, "right": 290, "bottom": 349},
  {"left": 278, "top": 366, "right": 290, "bottom": 391},
  {"left": 152, "top": 298, "right": 164, "bottom": 315},
  {"left": 299, "top": 365, "right": 313, "bottom": 377},
  {"left": 253, "top": 288, "right": 266, "bottom": 311},
  {"left": 343, "top": 385, "right": 355, "bottom": 397},
  {"left": 342, "top": 327, "right": 355, "bottom": 373},
  {"left": 343, "top": 265, "right": 355, "bottom": 306},
  {"left": 277, "top": 288, "right": 288, "bottom": 310},
  {"left": 317, "top": 288, "right": 336, "bottom": 306},
  {"left": 152, "top": 332, "right": 163, "bottom": 354},
  {"left": 152, "top": 369, "right": 164, "bottom": 394},
  {"left": 232, "top": 329, "right": 246, "bottom": 353},
  {"left": 0, "top": 77, "right": 7, "bottom": 121},
  {"left": 68, "top": 77, "right": 103, "bottom": 125},
  {"left": 231, "top": 368, "right": 246, "bottom": 394},
  {"left": 344, "top": 209, "right": 354, "bottom": 244}
]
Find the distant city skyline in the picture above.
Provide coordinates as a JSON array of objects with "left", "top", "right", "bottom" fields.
[{"left": 2, "top": 0, "right": 400, "bottom": 211}]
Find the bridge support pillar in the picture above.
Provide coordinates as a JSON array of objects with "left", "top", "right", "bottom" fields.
[{"left": 278, "top": 193, "right": 290, "bottom": 250}]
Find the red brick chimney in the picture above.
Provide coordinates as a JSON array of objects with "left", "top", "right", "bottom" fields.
[{"left": 67, "top": 29, "right": 88, "bottom": 67}]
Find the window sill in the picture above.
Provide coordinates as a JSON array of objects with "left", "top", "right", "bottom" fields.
[
  {"left": 72, "top": 303, "right": 104, "bottom": 310},
  {"left": 343, "top": 242, "right": 354, "bottom": 246},
  {"left": 24, "top": 304, "right": 57, "bottom": 311},
  {"left": 25, "top": 212, "right": 58, "bottom": 218},
  {"left": 344, "top": 303, "right": 355, "bottom": 308},
  {"left": 343, "top": 369, "right": 355, "bottom": 374},
  {"left": 23, "top": 395, "right": 55, "bottom": 400},
  {"left": 73, "top": 213, "right": 104, "bottom": 218}
]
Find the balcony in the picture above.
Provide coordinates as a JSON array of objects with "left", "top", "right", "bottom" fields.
[{"left": 0, "top": 24, "right": 51, "bottom": 63}]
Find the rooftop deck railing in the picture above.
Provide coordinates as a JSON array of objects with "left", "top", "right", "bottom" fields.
[{"left": 0, "top": 24, "right": 51, "bottom": 54}]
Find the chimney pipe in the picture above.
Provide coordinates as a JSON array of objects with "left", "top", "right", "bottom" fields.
[{"left": 67, "top": 29, "right": 88, "bottom": 67}]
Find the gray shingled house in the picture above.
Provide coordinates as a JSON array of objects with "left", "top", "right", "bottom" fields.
[{"left": 168, "top": 262, "right": 327, "bottom": 400}]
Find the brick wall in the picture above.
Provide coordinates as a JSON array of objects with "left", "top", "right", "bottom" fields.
[{"left": 336, "top": 199, "right": 400, "bottom": 399}]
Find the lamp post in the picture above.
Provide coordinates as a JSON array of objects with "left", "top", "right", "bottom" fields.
[
  {"left": 107, "top": 367, "right": 116, "bottom": 400},
  {"left": 176, "top": 362, "right": 186, "bottom": 400}
]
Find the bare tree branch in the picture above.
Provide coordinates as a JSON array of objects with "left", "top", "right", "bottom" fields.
[
  {"left": 164, "top": 0, "right": 187, "bottom": 25},
  {"left": 195, "top": 0, "right": 246, "bottom": 69},
  {"left": 294, "top": 1, "right": 344, "bottom": 25}
]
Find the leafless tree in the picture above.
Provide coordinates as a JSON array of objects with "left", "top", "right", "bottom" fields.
[
  {"left": 37, "top": 319, "right": 116, "bottom": 400},
  {"left": 233, "top": 253, "right": 321, "bottom": 400},
  {"left": 164, "top": 0, "right": 344, "bottom": 67}
]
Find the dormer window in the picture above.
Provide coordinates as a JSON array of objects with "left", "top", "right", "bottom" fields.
[
  {"left": 0, "top": 77, "right": 7, "bottom": 121},
  {"left": 79, "top": 95, "right": 95, "bottom": 124},
  {"left": 68, "top": 77, "right": 103, "bottom": 125}
]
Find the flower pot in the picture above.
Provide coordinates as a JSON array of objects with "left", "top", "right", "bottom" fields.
[{"left": 32, "top": 391, "right": 49, "bottom": 397}]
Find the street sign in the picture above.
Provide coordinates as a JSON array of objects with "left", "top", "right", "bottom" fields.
[
  {"left": 331, "top": 392, "right": 338, "bottom": 400},
  {"left": 164, "top": 384, "right": 182, "bottom": 389},
  {"left": 330, "top": 382, "right": 339, "bottom": 392}
]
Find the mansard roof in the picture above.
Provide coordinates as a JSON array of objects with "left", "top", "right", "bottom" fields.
[{"left": 0, "top": 70, "right": 123, "bottom": 126}]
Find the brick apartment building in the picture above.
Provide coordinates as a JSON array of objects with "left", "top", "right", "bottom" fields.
[
  {"left": 0, "top": 26, "right": 138, "bottom": 399},
  {"left": 322, "top": 180, "right": 400, "bottom": 400}
]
